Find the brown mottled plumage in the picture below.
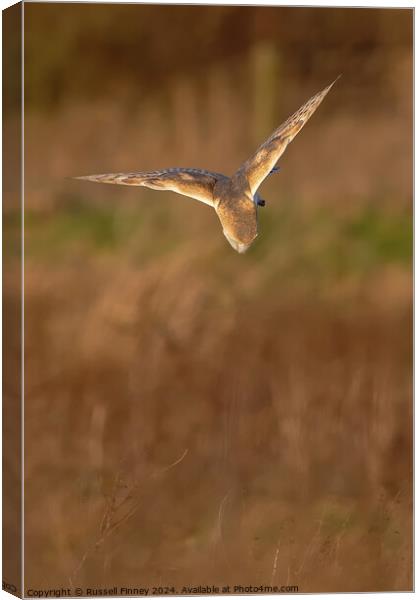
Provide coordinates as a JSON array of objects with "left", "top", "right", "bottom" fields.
[{"left": 76, "top": 77, "right": 339, "bottom": 253}]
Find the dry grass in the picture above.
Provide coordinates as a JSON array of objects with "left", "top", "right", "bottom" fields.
[{"left": 21, "top": 250, "right": 412, "bottom": 592}]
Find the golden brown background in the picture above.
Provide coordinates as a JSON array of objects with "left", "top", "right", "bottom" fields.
[{"left": 13, "top": 3, "right": 414, "bottom": 593}]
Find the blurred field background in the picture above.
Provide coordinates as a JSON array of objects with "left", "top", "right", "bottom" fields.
[{"left": 9, "top": 3, "right": 413, "bottom": 593}]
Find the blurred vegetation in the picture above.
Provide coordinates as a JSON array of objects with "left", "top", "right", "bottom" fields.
[
  {"left": 14, "top": 4, "right": 413, "bottom": 594},
  {"left": 23, "top": 5, "right": 412, "bottom": 111},
  {"left": 15, "top": 200, "right": 411, "bottom": 278}
]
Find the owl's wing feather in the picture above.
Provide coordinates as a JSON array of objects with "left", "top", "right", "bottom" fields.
[
  {"left": 75, "top": 167, "right": 228, "bottom": 207},
  {"left": 236, "top": 77, "right": 340, "bottom": 195}
]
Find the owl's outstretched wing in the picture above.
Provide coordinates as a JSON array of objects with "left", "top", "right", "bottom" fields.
[
  {"left": 236, "top": 77, "right": 340, "bottom": 196},
  {"left": 75, "top": 167, "right": 228, "bottom": 207}
]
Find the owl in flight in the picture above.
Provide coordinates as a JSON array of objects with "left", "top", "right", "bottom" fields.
[{"left": 76, "top": 78, "right": 339, "bottom": 253}]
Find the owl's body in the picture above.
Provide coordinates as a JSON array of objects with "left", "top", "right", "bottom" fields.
[
  {"left": 214, "top": 173, "right": 257, "bottom": 253},
  {"left": 76, "top": 77, "right": 339, "bottom": 253}
]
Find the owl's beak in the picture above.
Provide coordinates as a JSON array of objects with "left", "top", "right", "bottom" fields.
[{"left": 223, "top": 232, "right": 252, "bottom": 254}]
